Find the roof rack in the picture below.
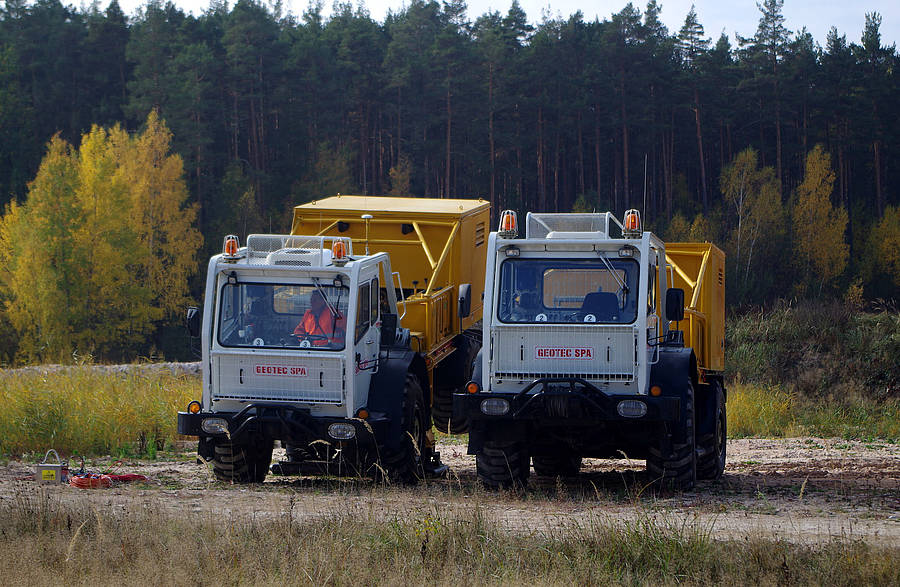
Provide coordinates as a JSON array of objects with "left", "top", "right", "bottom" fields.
[
  {"left": 244, "top": 234, "right": 353, "bottom": 266},
  {"left": 525, "top": 212, "right": 623, "bottom": 239}
]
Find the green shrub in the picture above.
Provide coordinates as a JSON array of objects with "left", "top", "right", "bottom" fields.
[{"left": 727, "top": 299, "right": 900, "bottom": 399}]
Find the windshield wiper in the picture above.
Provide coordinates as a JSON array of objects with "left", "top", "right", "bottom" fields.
[
  {"left": 598, "top": 255, "right": 628, "bottom": 295},
  {"left": 312, "top": 278, "right": 339, "bottom": 318}
]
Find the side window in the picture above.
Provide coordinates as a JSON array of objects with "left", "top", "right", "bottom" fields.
[
  {"left": 370, "top": 278, "right": 379, "bottom": 323},
  {"left": 222, "top": 284, "right": 235, "bottom": 321},
  {"left": 218, "top": 284, "right": 238, "bottom": 339},
  {"left": 356, "top": 281, "right": 371, "bottom": 343}
]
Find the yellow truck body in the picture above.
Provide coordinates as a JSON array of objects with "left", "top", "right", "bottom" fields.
[
  {"left": 291, "top": 195, "right": 490, "bottom": 363},
  {"left": 662, "top": 242, "right": 726, "bottom": 374}
]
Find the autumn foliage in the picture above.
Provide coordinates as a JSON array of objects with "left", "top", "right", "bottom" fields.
[
  {"left": 0, "top": 112, "right": 201, "bottom": 362},
  {"left": 1, "top": 1, "right": 899, "bottom": 361},
  {"left": 790, "top": 145, "right": 849, "bottom": 294}
]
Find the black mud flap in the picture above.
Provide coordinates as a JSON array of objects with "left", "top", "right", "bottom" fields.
[
  {"left": 649, "top": 347, "right": 697, "bottom": 397},
  {"left": 368, "top": 349, "right": 428, "bottom": 454}
]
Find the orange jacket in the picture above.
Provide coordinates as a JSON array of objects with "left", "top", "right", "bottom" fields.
[{"left": 294, "top": 309, "right": 346, "bottom": 347}]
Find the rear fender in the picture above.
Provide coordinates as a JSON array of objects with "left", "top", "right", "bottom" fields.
[
  {"left": 649, "top": 347, "right": 697, "bottom": 397},
  {"left": 649, "top": 347, "right": 696, "bottom": 445}
]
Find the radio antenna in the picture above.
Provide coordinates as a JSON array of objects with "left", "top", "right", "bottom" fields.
[
  {"left": 642, "top": 153, "right": 648, "bottom": 224},
  {"left": 362, "top": 214, "right": 373, "bottom": 255}
]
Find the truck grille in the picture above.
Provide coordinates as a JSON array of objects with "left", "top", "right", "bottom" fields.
[
  {"left": 491, "top": 325, "right": 636, "bottom": 382},
  {"left": 212, "top": 353, "right": 344, "bottom": 404}
]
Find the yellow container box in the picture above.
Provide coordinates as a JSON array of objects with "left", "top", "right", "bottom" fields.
[
  {"left": 662, "top": 242, "right": 726, "bottom": 374},
  {"left": 291, "top": 195, "right": 490, "bottom": 357}
]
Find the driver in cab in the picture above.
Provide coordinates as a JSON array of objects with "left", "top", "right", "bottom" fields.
[{"left": 294, "top": 290, "right": 345, "bottom": 348}]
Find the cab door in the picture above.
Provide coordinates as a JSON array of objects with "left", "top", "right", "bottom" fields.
[{"left": 352, "top": 265, "right": 381, "bottom": 412}]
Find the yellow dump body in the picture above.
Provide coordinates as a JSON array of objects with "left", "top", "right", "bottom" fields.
[
  {"left": 291, "top": 195, "right": 490, "bottom": 359},
  {"left": 662, "top": 242, "right": 726, "bottom": 374}
]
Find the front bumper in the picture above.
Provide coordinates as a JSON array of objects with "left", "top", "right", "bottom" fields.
[
  {"left": 455, "top": 377, "right": 680, "bottom": 424},
  {"left": 178, "top": 402, "right": 387, "bottom": 447},
  {"left": 454, "top": 378, "right": 682, "bottom": 456}
]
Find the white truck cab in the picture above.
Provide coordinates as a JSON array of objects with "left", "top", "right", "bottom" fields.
[
  {"left": 455, "top": 211, "right": 727, "bottom": 490},
  {"left": 482, "top": 211, "right": 664, "bottom": 398},
  {"left": 179, "top": 234, "right": 434, "bottom": 482}
]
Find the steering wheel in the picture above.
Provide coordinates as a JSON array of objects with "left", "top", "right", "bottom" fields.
[{"left": 290, "top": 333, "right": 329, "bottom": 348}]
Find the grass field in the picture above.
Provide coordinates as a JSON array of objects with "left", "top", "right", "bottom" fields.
[
  {"left": 727, "top": 381, "right": 900, "bottom": 440},
  {"left": 1, "top": 366, "right": 898, "bottom": 459},
  {"left": 2, "top": 487, "right": 897, "bottom": 586},
  {"left": 1, "top": 347, "right": 897, "bottom": 584},
  {"left": 0, "top": 367, "right": 196, "bottom": 458}
]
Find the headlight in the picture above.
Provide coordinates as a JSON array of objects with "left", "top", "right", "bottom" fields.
[
  {"left": 200, "top": 417, "right": 229, "bottom": 434},
  {"left": 327, "top": 423, "right": 356, "bottom": 440},
  {"left": 617, "top": 400, "right": 648, "bottom": 418},
  {"left": 480, "top": 398, "right": 510, "bottom": 416}
]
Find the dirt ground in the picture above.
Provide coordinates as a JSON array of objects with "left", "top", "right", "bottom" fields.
[{"left": 2, "top": 437, "right": 898, "bottom": 546}]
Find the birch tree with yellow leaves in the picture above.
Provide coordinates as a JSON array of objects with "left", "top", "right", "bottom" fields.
[
  {"left": 720, "top": 147, "right": 786, "bottom": 301},
  {"left": 870, "top": 206, "right": 900, "bottom": 288},
  {"left": 791, "top": 145, "right": 848, "bottom": 294},
  {"left": 0, "top": 111, "right": 201, "bottom": 361}
]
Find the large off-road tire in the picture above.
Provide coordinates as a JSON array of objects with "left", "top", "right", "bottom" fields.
[
  {"left": 212, "top": 438, "right": 273, "bottom": 483},
  {"left": 697, "top": 382, "right": 727, "bottom": 481},
  {"left": 647, "top": 380, "right": 697, "bottom": 491},
  {"left": 432, "top": 336, "right": 478, "bottom": 434},
  {"left": 532, "top": 453, "right": 583, "bottom": 478},
  {"left": 381, "top": 373, "right": 429, "bottom": 483},
  {"left": 476, "top": 440, "right": 530, "bottom": 489}
]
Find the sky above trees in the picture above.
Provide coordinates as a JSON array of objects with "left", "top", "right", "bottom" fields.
[{"left": 111, "top": 0, "right": 900, "bottom": 46}]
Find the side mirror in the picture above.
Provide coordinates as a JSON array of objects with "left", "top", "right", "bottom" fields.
[
  {"left": 380, "top": 313, "right": 398, "bottom": 346},
  {"left": 186, "top": 306, "right": 201, "bottom": 338},
  {"left": 458, "top": 283, "right": 472, "bottom": 318},
  {"left": 665, "top": 288, "right": 684, "bottom": 322}
]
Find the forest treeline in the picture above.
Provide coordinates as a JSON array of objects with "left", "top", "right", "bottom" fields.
[{"left": 0, "top": 0, "right": 899, "bottom": 362}]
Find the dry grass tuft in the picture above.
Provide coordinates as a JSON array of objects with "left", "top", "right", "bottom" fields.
[{"left": 1, "top": 486, "right": 898, "bottom": 585}]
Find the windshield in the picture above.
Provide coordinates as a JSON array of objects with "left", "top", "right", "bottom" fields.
[
  {"left": 498, "top": 258, "right": 639, "bottom": 324},
  {"left": 217, "top": 282, "right": 349, "bottom": 350}
]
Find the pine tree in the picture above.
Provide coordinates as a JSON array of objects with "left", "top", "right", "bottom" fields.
[
  {"left": 852, "top": 13, "right": 894, "bottom": 215},
  {"left": 678, "top": 5, "right": 711, "bottom": 211},
  {"left": 676, "top": 5, "right": 709, "bottom": 67},
  {"left": 738, "top": 0, "right": 792, "bottom": 182}
]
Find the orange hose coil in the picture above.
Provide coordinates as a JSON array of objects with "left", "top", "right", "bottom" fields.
[{"left": 69, "top": 473, "right": 148, "bottom": 489}]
